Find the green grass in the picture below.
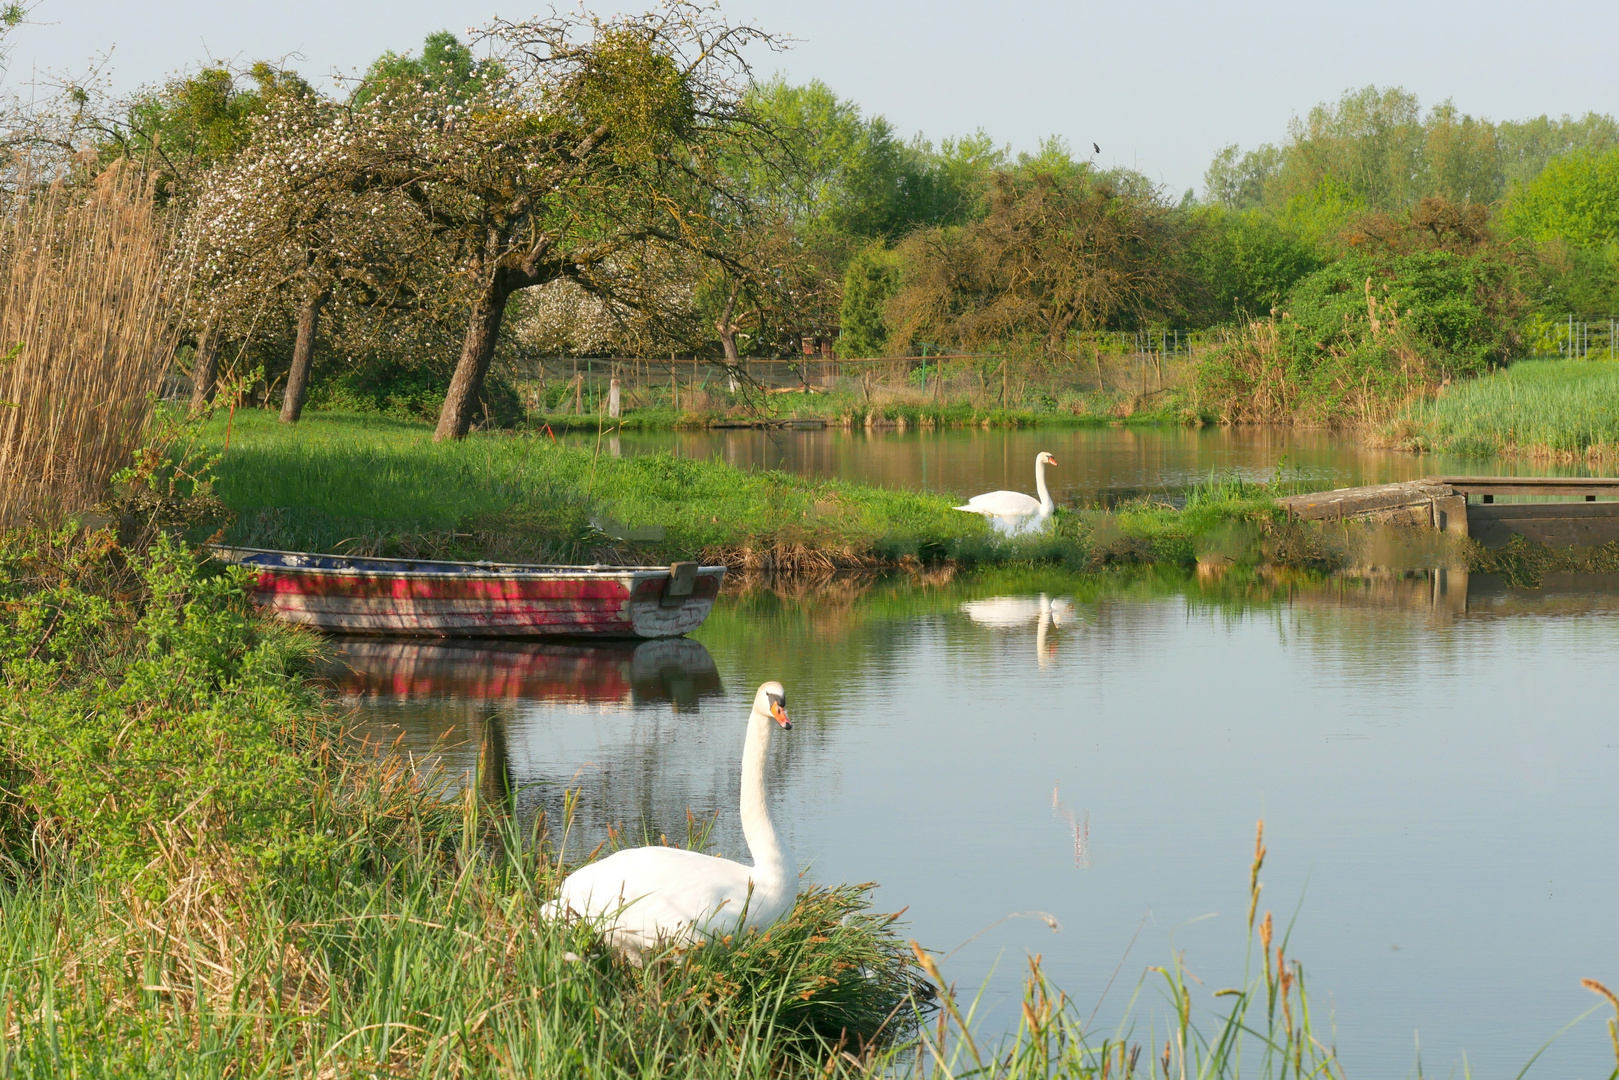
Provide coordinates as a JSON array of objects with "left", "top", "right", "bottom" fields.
[
  {"left": 200, "top": 409, "right": 1283, "bottom": 571},
  {"left": 1382, "top": 358, "right": 1619, "bottom": 459}
]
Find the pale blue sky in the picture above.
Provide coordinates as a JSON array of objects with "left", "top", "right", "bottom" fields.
[{"left": 9, "top": 0, "right": 1618, "bottom": 196}]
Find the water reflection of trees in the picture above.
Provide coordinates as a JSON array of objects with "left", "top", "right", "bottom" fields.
[{"left": 700, "top": 564, "right": 1619, "bottom": 712}]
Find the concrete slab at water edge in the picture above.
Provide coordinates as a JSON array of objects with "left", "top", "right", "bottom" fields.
[
  {"left": 1275, "top": 480, "right": 1469, "bottom": 535},
  {"left": 1277, "top": 476, "right": 1619, "bottom": 547}
]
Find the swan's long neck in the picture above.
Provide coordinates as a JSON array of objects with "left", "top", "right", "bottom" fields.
[
  {"left": 1034, "top": 458, "right": 1054, "bottom": 514},
  {"left": 739, "top": 713, "right": 793, "bottom": 894}
]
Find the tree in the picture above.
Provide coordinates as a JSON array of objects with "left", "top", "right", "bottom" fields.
[
  {"left": 1499, "top": 146, "right": 1619, "bottom": 246},
  {"left": 318, "top": 7, "right": 768, "bottom": 441},
  {"left": 838, "top": 243, "right": 900, "bottom": 356},
  {"left": 102, "top": 63, "right": 313, "bottom": 200},
  {"left": 1186, "top": 207, "right": 1321, "bottom": 320},
  {"left": 189, "top": 89, "right": 427, "bottom": 422},
  {"left": 886, "top": 168, "right": 1181, "bottom": 358},
  {"left": 1496, "top": 113, "right": 1619, "bottom": 190},
  {"left": 88, "top": 62, "right": 315, "bottom": 408},
  {"left": 1203, "top": 143, "right": 1283, "bottom": 210}
]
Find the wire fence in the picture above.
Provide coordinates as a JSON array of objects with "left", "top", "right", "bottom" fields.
[
  {"left": 505, "top": 330, "right": 1222, "bottom": 417},
  {"left": 1526, "top": 315, "right": 1619, "bottom": 360}
]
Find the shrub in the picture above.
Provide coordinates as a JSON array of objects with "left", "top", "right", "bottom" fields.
[
  {"left": 0, "top": 531, "right": 329, "bottom": 891},
  {"left": 1196, "top": 245, "right": 1523, "bottom": 424}
]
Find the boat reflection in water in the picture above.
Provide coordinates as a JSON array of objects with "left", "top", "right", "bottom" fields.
[
  {"left": 326, "top": 637, "right": 725, "bottom": 816},
  {"left": 329, "top": 636, "right": 723, "bottom": 708}
]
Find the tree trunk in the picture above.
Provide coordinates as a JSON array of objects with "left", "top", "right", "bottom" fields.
[
  {"left": 280, "top": 290, "right": 328, "bottom": 424},
  {"left": 188, "top": 324, "right": 219, "bottom": 413},
  {"left": 435, "top": 279, "right": 512, "bottom": 442},
  {"left": 716, "top": 287, "right": 742, "bottom": 391}
]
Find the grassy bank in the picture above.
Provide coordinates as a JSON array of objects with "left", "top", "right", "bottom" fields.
[
  {"left": 203, "top": 409, "right": 1282, "bottom": 572},
  {"left": 1380, "top": 358, "right": 1619, "bottom": 460},
  {"left": 0, "top": 529, "right": 928, "bottom": 1076}
]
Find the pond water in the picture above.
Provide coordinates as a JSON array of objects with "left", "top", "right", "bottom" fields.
[
  {"left": 327, "top": 567, "right": 1619, "bottom": 1077},
  {"left": 562, "top": 424, "right": 1603, "bottom": 506}
]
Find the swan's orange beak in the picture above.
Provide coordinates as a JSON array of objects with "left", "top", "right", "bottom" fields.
[
  {"left": 1047, "top": 456, "right": 1058, "bottom": 465},
  {"left": 767, "top": 695, "right": 792, "bottom": 729}
]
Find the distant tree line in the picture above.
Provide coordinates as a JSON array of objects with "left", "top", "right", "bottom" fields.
[{"left": 38, "top": 13, "right": 1619, "bottom": 433}]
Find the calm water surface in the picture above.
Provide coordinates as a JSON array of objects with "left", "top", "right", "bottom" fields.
[
  {"left": 330, "top": 569, "right": 1619, "bottom": 1078},
  {"left": 564, "top": 424, "right": 1604, "bottom": 505}
]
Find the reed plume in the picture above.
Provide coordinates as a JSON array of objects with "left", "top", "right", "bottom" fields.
[
  {"left": 1583, "top": 978, "right": 1619, "bottom": 1069},
  {"left": 0, "top": 162, "right": 185, "bottom": 525}
]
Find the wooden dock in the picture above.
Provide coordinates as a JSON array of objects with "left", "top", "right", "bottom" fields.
[{"left": 1276, "top": 476, "right": 1619, "bottom": 547}]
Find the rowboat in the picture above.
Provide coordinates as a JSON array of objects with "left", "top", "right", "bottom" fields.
[{"left": 209, "top": 546, "right": 726, "bottom": 639}]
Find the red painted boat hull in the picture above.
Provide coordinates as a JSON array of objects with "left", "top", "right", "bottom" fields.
[{"left": 210, "top": 547, "right": 725, "bottom": 638}]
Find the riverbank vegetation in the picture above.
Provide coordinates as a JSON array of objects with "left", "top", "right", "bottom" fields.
[
  {"left": 0, "top": 526, "right": 933, "bottom": 1075},
  {"left": 205, "top": 409, "right": 1298, "bottom": 573},
  {"left": 1381, "top": 357, "right": 1619, "bottom": 460}
]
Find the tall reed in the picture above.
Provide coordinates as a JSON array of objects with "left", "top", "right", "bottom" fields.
[{"left": 0, "top": 162, "right": 185, "bottom": 525}]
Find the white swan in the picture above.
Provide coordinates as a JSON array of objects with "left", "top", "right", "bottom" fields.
[
  {"left": 954, "top": 452, "right": 1057, "bottom": 536},
  {"left": 542, "top": 681, "right": 797, "bottom": 960}
]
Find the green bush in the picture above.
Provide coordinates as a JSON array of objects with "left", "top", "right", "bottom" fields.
[
  {"left": 1188, "top": 206, "right": 1322, "bottom": 321},
  {"left": 1281, "top": 250, "right": 1519, "bottom": 377},
  {"left": 0, "top": 532, "right": 329, "bottom": 891}
]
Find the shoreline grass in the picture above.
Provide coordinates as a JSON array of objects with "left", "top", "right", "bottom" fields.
[
  {"left": 509, "top": 363, "right": 1202, "bottom": 435},
  {"left": 200, "top": 409, "right": 1283, "bottom": 573},
  {"left": 527, "top": 390, "right": 1195, "bottom": 435},
  {"left": 1379, "top": 358, "right": 1619, "bottom": 461}
]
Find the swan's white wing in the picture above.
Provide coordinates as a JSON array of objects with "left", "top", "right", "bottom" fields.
[
  {"left": 954, "top": 490, "right": 1042, "bottom": 518},
  {"left": 961, "top": 596, "right": 1045, "bottom": 626},
  {"left": 551, "top": 847, "right": 760, "bottom": 947}
]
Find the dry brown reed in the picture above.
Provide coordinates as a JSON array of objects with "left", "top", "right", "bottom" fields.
[{"left": 0, "top": 162, "right": 186, "bottom": 526}]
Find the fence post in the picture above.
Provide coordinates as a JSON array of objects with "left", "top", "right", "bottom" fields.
[{"left": 608, "top": 375, "right": 621, "bottom": 419}]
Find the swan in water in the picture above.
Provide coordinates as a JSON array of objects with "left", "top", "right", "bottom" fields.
[
  {"left": 541, "top": 681, "right": 797, "bottom": 960},
  {"left": 954, "top": 452, "right": 1057, "bottom": 535}
]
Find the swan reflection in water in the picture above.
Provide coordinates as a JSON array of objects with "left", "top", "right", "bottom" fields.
[
  {"left": 325, "top": 637, "right": 725, "bottom": 809},
  {"left": 959, "top": 593, "right": 1079, "bottom": 667},
  {"left": 1051, "top": 783, "right": 1091, "bottom": 869}
]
